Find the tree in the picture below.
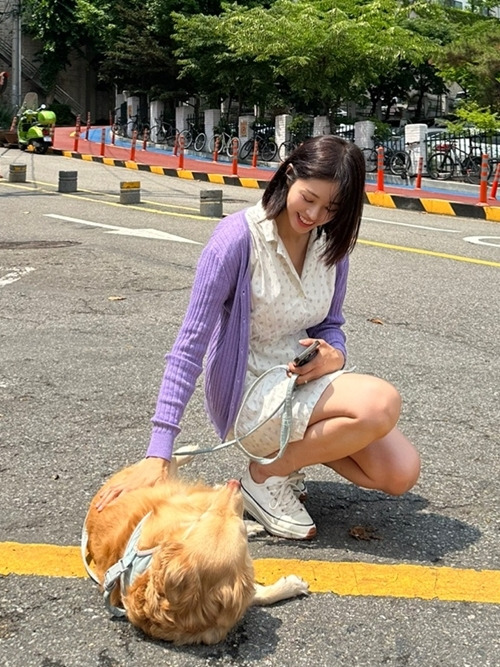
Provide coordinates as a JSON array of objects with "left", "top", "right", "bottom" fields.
[
  {"left": 173, "top": 0, "right": 439, "bottom": 117},
  {"left": 22, "top": 0, "right": 89, "bottom": 91},
  {"left": 433, "top": 15, "right": 500, "bottom": 110}
]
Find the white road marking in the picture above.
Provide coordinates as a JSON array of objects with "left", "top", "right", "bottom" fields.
[
  {"left": 43, "top": 214, "right": 201, "bottom": 244},
  {"left": 363, "top": 216, "right": 460, "bottom": 233},
  {"left": 463, "top": 236, "right": 500, "bottom": 248},
  {"left": 0, "top": 266, "right": 36, "bottom": 288}
]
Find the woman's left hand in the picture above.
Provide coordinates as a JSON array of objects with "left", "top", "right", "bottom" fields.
[{"left": 288, "top": 338, "right": 345, "bottom": 385}]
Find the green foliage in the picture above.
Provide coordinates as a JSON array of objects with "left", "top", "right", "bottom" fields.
[
  {"left": 173, "top": 0, "right": 443, "bottom": 116},
  {"left": 433, "top": 15, "right": 500, "bottom": 109},
  {"left": 446, "top": 101, "right": 500, "bottom": 132},
  {"left": 288, "top": 114, "right": 313, "bottom": 141},
  {"left": 22, "top": 0, "right": 88, "bottom": 90},
  {"left": 21, "top": 0, "right": 500, "bottom": 123},
  {"left": 369, "top": 118, "right": 392, "bottom": 141}
]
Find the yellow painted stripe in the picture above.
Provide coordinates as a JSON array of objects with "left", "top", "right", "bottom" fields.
[
  {"left": 253, "top": 559, "right": 500, "bottom": 605},
  {"left": 0, "top": 542, "right": 85, "bottom": 578},
  {"left": 177, "top": 169, "right": 195, "bottom": 180},
  {"left": 150, "top": 165, "right": 165, "bottom": 175},
  {"left": 366, "top": 192, "right": 397, "bottom": 209},
  {"left": 484, "top": 206, "right": 500, "bottom": 223},
  {"left": 238, "top": 178, "right": 261, "bottom": 189},
  {"left": 81, "top": 154, "right": 93, "bottom": 162},
  {"left": 125, "top": 161, "right": 139, "bottom": 170},
  {"left": 207, "top": 174, "right": 225, "bottom": 184},
  {"left": 420, "top": 199, "right": 456, "bottom": 216},
  {"left": 58, "top": 192, "right": 214, "bottom": 220},
  {"left": 358, "top": 239, "right": 500, "bottom": 268},
  {"left": 1, "top": 542, "right": 499, "bottom": 605},
  {"left": 102, "top": 157, "right": 116, "bottom": 166},
  {"left": 62, "top": 150, "right": 73, "bottom": 157},
  {"left": 120, "top": 181, "right": 140, "bottom": 190}
]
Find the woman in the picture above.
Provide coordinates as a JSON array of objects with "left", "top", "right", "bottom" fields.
[{"left": 97, "top": 135, "right": 420, "bottom": 539}]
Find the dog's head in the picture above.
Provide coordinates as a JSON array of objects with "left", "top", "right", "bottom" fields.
[{"left": 125, "top": 480, "right": 256, "bottom": 645}]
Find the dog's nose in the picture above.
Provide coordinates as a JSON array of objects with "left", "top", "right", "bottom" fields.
[{"left": 226, "top": 479, "right": 241, "bottom": 490}]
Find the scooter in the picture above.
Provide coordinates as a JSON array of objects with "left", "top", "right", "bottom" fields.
[{"left": 17, "top": 92, "right": 56, "bottom": 154}]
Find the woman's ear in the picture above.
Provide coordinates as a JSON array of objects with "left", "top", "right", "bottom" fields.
[{"left": 286, "top": 164, "right": 298, "bottom": 182}]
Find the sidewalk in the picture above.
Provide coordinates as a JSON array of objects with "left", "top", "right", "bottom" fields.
[{"left": 51, "top": 126, "right": 500, "bottom": 222}]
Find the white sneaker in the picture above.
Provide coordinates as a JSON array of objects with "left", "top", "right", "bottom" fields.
[
  {"left": 240, "top": 467, "right": 316, "bottom": 540},
  {"left": 288, "top": 470, "right": 308, "bottom": 502}
]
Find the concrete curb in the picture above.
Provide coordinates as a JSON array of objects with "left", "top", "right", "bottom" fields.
[
  {"left": 365, "top": 190, "right": 500, "bottom": 223},
  {"left": 51, "top": 149, "right": 269, "bottom": 190},
  {"left": 51, "top": 148, "right": 500, "bottom": 223}
]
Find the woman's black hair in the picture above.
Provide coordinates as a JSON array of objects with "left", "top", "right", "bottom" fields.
[{"left": 262, "top": 135, "right": 365, "bottom": 267}]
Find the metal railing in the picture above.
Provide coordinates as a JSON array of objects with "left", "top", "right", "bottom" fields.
[{"left": 425, "top": 128, "right": 500, "bottom": 163}]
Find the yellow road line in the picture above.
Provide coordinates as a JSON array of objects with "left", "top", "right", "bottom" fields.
[
  {"left": 0, "top": 180, "right": 214, "bottom": 221},
  {"left": 8, "top": 178, "right": 203, "bottom": 213},
  {"left": 1, "top": 542, "right": 499, "bottom": 605},
  {"left": 358, "top": 239, "right": 500, "bottom": 268},
  {"left": 2, "top": 181, "right": 499, "bottom": 263}
]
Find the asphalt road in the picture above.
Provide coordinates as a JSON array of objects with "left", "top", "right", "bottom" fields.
[{"left": 0, "top": 149, "right": 499, "bottom": 667}]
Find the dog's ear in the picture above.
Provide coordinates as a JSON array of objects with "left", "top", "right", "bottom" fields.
[{"left": 150, "top": 542, "right": 202, "bottom": 611}]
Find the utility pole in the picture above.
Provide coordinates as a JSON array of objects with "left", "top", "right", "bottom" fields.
[{"left": 11, "top": 0, "right": 22, "bottom": 109}]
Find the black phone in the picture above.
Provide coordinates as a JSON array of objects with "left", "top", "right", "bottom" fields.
[{"left": 293, "top": 340, "right": 320, "bottom": 367}]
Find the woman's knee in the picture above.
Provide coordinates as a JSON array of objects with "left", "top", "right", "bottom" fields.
[
  {"left": 380, "top": 448, "right": 421, "bottom": 496},
  {"left": 358, "top": 379, "right": 401, "bottom": 439}
]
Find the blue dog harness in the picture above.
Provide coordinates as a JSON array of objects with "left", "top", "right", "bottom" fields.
[{"left": 82, "top": 512, "right": 157, "bottom": 617}]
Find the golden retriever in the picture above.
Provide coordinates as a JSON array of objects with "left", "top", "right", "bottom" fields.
[{"left": 84, "top": 458, "right": 308, "bottom": 645}]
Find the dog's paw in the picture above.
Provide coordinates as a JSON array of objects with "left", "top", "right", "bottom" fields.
[
  {"left": 280, "top": 575, "right": 309, "bottom": 597},
  {"left": 244, "top": 520, "right": 266, "bottom": 537}
]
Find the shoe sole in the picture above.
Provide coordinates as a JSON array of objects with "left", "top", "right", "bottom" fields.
[{"left": 241, "top": 486, "right": 316, "bottom": 540}]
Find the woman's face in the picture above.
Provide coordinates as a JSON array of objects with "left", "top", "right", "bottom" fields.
[{"left": 280, "top": 177, "right": 340, "bottom": 237}]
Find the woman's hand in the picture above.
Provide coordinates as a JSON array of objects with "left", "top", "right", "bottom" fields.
[
  {"left": 95, "top": 457, "right": 170, "bottom": 511},
  {"left": 288, "top": 338, "right": 345, "bottom": 385}
]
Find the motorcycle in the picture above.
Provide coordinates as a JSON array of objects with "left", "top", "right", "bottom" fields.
[{"left": 17, "top": 92, "right": 56, "bottom": 154}]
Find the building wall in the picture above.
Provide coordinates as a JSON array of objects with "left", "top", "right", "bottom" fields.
[{"left": 0, "top": 0, "right": 112, "bottom": 121}]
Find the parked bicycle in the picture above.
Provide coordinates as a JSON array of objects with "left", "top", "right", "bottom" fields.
[
  {"left": 362, "top": 140, "right": 411, "bottom": 176},
  {"left": 278, "top": 129, "right": 311, "bottom": 161},
  {"left": 111, "top": 108, "right": 127, "bottom": 137},
  {"left": 426, "top": 136, "right": 491, "bottom": 184},
  {"left": 127, "top": 113, "right": 150, "bottom": 140},
  {"left": 179, "top": 121, "right": 207, "bottom": 151},
  {"left": 208, "top": 130, "right": 240, "bottom": 157},
  {"left": 239, "top": 126, "right": 277, "bottom": 162},
  {"left": 149, "top": 116, "right": 175, "bottom": 144}
]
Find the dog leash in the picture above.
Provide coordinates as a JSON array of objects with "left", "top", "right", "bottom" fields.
[{"left": 175, "top": 364, "right": 298, "bottom": 465}]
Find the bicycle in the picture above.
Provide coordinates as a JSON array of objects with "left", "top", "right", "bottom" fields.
[
  {"left": 111, "top": 108, "right": 127, "bottom": 137},
  {"left": 128, "top": 113, "right": 150, "bottom": 140},
  {"left": 180, "top": 121, "right": 207, "bottom": 151},
  {"left": 149, "top": 116, "right": 175, "bottom": 144},
  {"left": 208, "top": 131, "right": 240, "bottom": 158},
  {"left": 278, "top": 128, "right": 313, "bottom": 161},
  {"left": 426, "top": 138, "right": 491, "bottom": 184},
  {"left": 239, "top": 127, "right": 277, "bottom": 162},
  {"left": 362, "top": 140, "right": 411, "bottom": 176}
]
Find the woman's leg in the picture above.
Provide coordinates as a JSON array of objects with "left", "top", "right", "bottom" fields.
[
  {"left": 326, "top": 427, "right": 420, "bottom": 495},
  {"left": 249, "top": 373, "right": 420, "bottom": 494}
]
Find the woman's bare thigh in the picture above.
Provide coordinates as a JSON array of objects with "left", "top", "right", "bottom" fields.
[{"left": 308, "top": 372, "right": 401, "bottom": 428}]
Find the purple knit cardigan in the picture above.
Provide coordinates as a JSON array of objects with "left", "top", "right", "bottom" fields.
[{"left": 146, "top": 208, "right": 349, "bottom": 461}]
